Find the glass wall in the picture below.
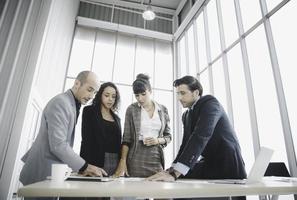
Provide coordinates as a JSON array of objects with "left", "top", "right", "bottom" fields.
[
  {"left": 176, "top": 1, "right": 296, "bottom": 199},
  {"left": 66, "top": 27, "right": 174, "bottom": 168}
]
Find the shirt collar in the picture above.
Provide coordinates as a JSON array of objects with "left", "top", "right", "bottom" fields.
[
  {"left": 138, "top": 101, "right": 161, "bottom": 111},
  {"left": 190, "top": 96, "right": 200, "bottom": 111},
  {"left": 70, "top": 90, "right": 81, "bottom": 111}
]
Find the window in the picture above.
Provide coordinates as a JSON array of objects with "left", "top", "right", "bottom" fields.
[
  {"left": 271, "top": 0, "right": 297, "bottom": 162},
  {"left": 66, "top": 27, "right": 174, "bottom": 167},
  {"left": 220, "top": 0, "right": 239, "bottom": 48},
  {"left": 195, "top": 12, "right": 208, "bottom": 69},
  {"left": 246, "top": 26, "right": 288, "bottom": 164},
  {"left": 228, "top": 44, "right": 254, "bottom": 171}
]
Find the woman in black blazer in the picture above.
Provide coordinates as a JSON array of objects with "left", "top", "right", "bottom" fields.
[{"left": 80, "top": 82, "right": 122, "bottom": 176}]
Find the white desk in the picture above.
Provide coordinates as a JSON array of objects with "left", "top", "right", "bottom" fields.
[{"left": 17, "top": 177, "right": 297, "bottom": 199}]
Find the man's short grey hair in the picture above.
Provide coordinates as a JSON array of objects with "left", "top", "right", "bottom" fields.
[{"left": 76, "top": 71, "right": 91, "bottom": 85}]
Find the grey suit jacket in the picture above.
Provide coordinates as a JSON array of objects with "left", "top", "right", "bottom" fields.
[{"left": 19, "top": 90, "right": 85, "bottom": 185}]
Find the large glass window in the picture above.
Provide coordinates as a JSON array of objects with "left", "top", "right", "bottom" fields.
[
  {"left": 67, "top": 27, "right": 95, "bottom": 77},
  {"left": 134, "top": 38, "right": 155, "bottom": 84},
  {"left": 227, "top": 44, "right": 254, "bottom": 171},
  {"left": 266, "top": 0, "right": 284, "bottom": 12},
  {"left": 187, "top": 25, "right": 197, "bottom": 76},
  {"left": 92, "top": 29, "right": 116, "bottom": 82},
  {"left": 212, "top": 59, "right": 228, "bottom": 112},
  {"left": 207, "top": 0, "right": 221, "bottom": 59},
  {"left": 195, "top": 12, "right": 208, "bottom": 69},
  {"left": 246, "top": 26, "right": 288, "bottom": 164},
  {"left": 199, "top": 69, "right": 211, "bottom": 95},
  {"left": 239, "top": 0, "right": 262, "bottom": 31},
  {"left": 270, "top": 0, "right": 297, "bottom": 162},
  {"left": 113, "top": 34, "right": 136, "bottom": 84},
  {"left": 220, "top": 0, "right": 238, "bottom": 48},
  {"left": 154, "top": 41, "right": 173, "bottom": 90},
  {"left": 178, "top": 36, "right": 187, "bottom": 76},
  {"left": 66, "top": 27, "right": 174, "bottom": 166}
]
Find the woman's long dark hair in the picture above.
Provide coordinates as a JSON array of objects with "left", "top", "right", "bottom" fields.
[{"left": 92, "top": 82, "right": 120, "bottom": 112}]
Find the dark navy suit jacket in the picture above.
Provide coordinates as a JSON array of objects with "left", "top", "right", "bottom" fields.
[{"left": 174, "top": 95, "right": 247, "bottom": 179}]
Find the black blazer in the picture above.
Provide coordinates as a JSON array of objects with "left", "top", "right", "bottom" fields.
[
  {"left": 80, "top": 105, "right": 122, "bottom": 168},
  {"left": 174, "top": 95, "right": 247, "bottom": 179}
]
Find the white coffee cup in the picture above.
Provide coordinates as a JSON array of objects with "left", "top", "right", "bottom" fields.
[{"left": 51, "top": 164, "right": 72, "bottom": 184}]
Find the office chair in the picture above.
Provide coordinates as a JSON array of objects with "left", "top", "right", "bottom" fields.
[{"left": 263, "top": 162, "right": 291, "bottom": 200}]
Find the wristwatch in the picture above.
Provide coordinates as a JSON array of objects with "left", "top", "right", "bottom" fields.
[{"left": 168, "top": 168, "right": 178, "bottom": 181}]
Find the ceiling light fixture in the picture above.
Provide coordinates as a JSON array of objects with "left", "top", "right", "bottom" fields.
[{"left": 142, "top": 0, "right": 155, "bottom": 20}]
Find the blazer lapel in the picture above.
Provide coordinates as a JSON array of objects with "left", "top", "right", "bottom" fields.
[
  {"left": 157, "top": 107, "right": 165, "bottom": 137},
  {"left": 132, "top": 105, "right": 141, "bottom": 140}
]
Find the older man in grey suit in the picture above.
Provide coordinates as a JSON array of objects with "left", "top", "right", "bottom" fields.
[{"left": 19, "top": 71, "right": 107, "bottom": 198}]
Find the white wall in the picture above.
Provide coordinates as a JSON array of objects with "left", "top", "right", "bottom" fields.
[{"left": 0, "top": 0, "right": 79, "bottom": 199}]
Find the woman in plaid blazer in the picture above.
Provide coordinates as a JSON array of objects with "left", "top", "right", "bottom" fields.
[{"left": 113, "top": 73, "right": 171, "bottom": 177}]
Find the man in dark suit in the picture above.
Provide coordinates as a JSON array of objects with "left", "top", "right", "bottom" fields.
[{"left": 148, "top": 75, "right": 246, "bottom": 200}]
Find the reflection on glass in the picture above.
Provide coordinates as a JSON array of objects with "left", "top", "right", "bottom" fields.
[
  {"left": 246, "top": 26, "right": 287, "bottom": 164},
  {"left": 154, "top": 41, "right": 173, "bottom": 90},
  {"left": 271, "top": 0, "right": 297, "bottom": 163},
  {"left": 212, "top": 59, "right": 228, "bottom": 114},
  {"left": 153, "top": 89, "right": 174, "bottom": 168},
  {"left": 207, "top": 0, "right": 221, "bottom": 59},
  {"left": 67, "top": 27, "right": 95, "bottom": 78},
  {"left": 239, "top": 0, "right": 262, "bottom": 32},
  {"left": 220, "top": 0, "right": 239, "bottom": 48},
  {"left": 92, "top": 30, "right": 116, "bottom": 82},
  {"left": 227, "top": 45, "right": 254, "bottom": 172},
  {"left": 113, "top": 34, "right": 136, "bottom": 84},
  {"left": 187, "top": 25, "right": 197, "bottom": 76},
  {"left": 178, "top": 36, "right": 187, "bottom": 76},
  {"left": 196, "top": 12, "right": 208, "bottom": 69},
  {"left": 134, "top": 38, "right": 154, "bottom": 84}
]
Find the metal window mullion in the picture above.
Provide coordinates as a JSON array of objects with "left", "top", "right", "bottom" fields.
[
  {"left": 234, "top": 0, "right": 260, "bottom": 157},
  {"left": 259, "top": 0, "right": 297, "bottom": 177},
  {"left": 216, "top": 0, "right": 234, "bottom": 125},
  {"left": 192, "top": 20, "right": 200, "bottom": 78},
  {"left": 111, "top": 32, "right": 118, "bottom": 82},
  {"left": 90, "top": 29, "right": 98, "bottom": 72},
  {"left": 203, "top": 6, "right": 214, "bottom": 95},
  {"left": 184, "top": 30, "right": 190, "bottom": 74},
  {"left": 177, "top": 38, "right": 182, "bottom": 77},
  {"left": 152, "top": 39, "right": 156, "bottom": 90},
  {"left": 111, "top": 4, "right": 114, "bottom": 23},
  {"left": 173, "top": 39, "right": 183, "bottom": 157}
]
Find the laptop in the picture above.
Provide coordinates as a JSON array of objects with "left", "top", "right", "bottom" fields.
[
  {"left": 209, "top": 146, "right": 274, "bottom": 184},
  {"left": 66, "top": 175, "right": 115, "bottom": 182}
]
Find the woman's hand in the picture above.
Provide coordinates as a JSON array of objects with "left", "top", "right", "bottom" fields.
[
  {"left": 143, "top": 137, "right": 159, "bottom": 146},
  {"left": 112, "top": 159, "right": 129, "bottom": 177}
]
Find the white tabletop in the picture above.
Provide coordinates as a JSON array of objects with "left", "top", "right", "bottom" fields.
[{"left": 17, "top": 177, "right": 297, "bottom": 198}]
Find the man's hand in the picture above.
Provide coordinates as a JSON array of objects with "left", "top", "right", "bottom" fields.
[
  {"left": 143, "top": 137, "right": 159, "bottom": 146},
  {"left": 112, "top": 159, "right": 129, "bottom": 177},
  {"left": 81, "top": 164, "right": 107, "bottom": 177},
  {"left": 146, "top": 170, "right": 175, "bottom": 182}
]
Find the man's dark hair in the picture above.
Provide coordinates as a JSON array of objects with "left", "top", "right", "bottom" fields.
[
  {"left": 132, "top": 73, "right": 152, "bottom": 94},
  {"left": 173, "top": 75, "right": 203, "bottom": 95},
  {"left": 92, "top": 82, "right": 120, "bottom": 112}
]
